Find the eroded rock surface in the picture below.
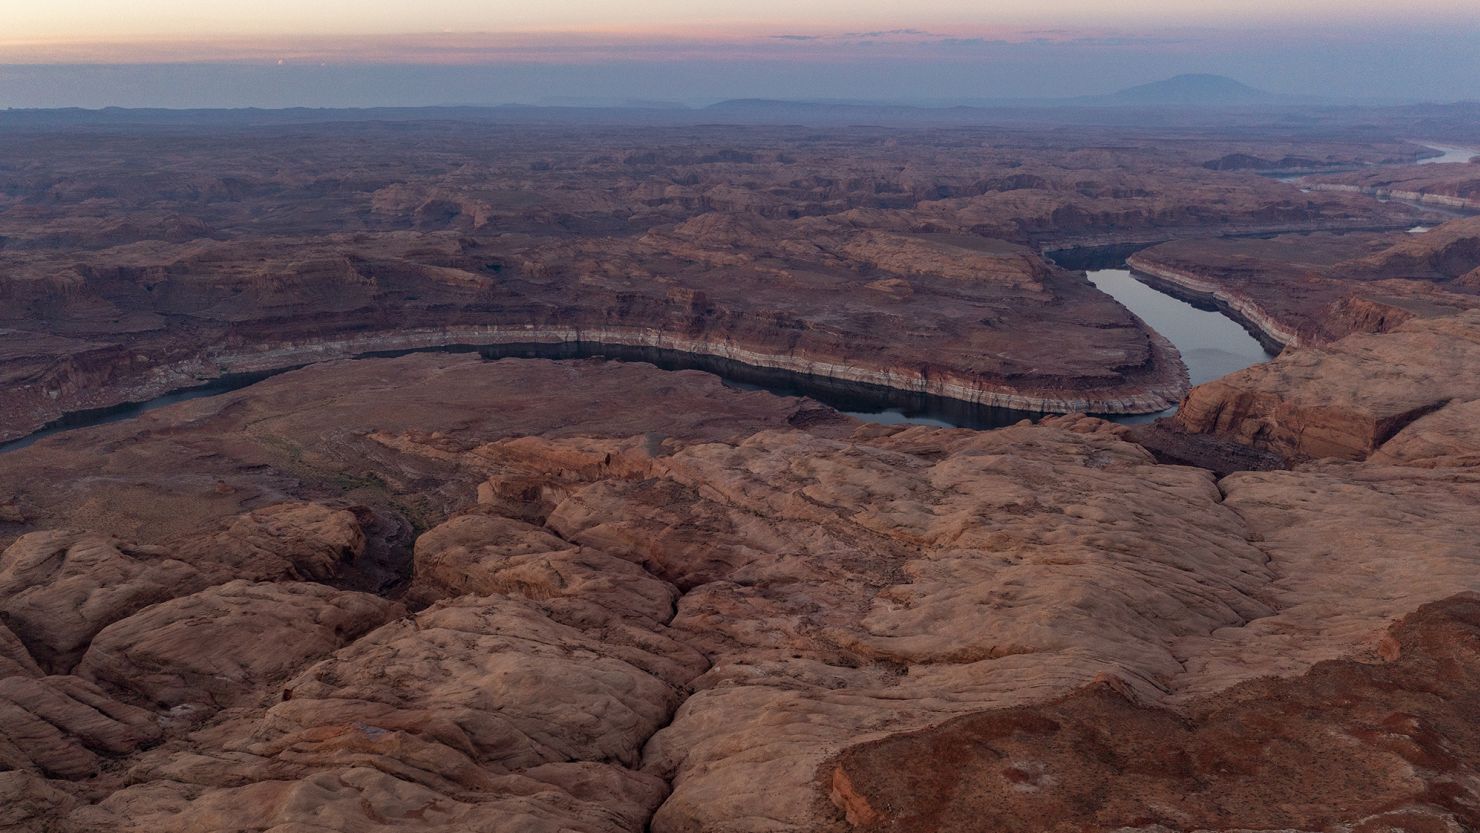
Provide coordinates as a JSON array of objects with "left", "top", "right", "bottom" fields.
[
  {"left": 1127, "top": 216, "right": 1480, "bottom": 348},
  {"left": 0, "top": 349, "right": 1477, "bottom": 832},
  {"left": 2, "top": 123, "right": 1439, "bottom": 439},
  {"left": 1173, "top": 309, "right": 1480, "bottom": 460},
  {"left": 77, "top": 580, "right": 403, "bottom": 710},
  {"left": 828, "top": 593, "right": 1480, "bottom": 833}
]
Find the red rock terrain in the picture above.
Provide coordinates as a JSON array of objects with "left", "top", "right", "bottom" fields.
[
  {"left": 1305, "top": 155, "right": 1480, "bottom": 211},
  {"left": 3, "top": 116, "right": 1479, "bottom": 833},
  {"left": 1173, "top": 309, "right": 1480, "bottom": 459},
  {"left": 828, "top": 593, "right": 1480, "bottom": 833},
  {"left": 1127, "top": 216, "right": 1480, "bottom": 348},
  {"left": 0, "top": 123, "right": 1430, "bottom": 439},
  {"left": 0, "top": 343, "right": 1477, "bottom": 832}
]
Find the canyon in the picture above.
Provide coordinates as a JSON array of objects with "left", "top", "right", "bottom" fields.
[
  {"left": 1127, "top": 216, "right": 1480, "bottom": 349},
  {"left": 3, "top": 330, "right": 1480, "bottom": 830},
  {"left": 3, "top": 112, "right": 1480, "bottom": 832},
  {"left": 0, "top": 122, "right": 1437, "bottom": 441}
]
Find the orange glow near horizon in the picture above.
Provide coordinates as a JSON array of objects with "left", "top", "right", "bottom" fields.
[
  {"left": 0, "top": 27, "right": 1184, "bottom": 65},
  {"left": 4, "top": 1, "right": 1480, "bottom": 63},
  {"left": 1, "top": 21, "right": 1471, "bottom": 66}
]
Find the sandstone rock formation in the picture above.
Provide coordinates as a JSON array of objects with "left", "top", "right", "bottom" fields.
[
  {"left": 1, "top": 348, "right": 1476, "bottom": 832},
  {"left": 1173, "top": 309, "right": 1480, "bottom": 459},
  {"left": 0, "top": 122, "right": 1432, "bottom": 439},
  {"left": 3, "top": 116, "right": 1479, "bottom": 833},
  {"left": 1305, "top": 156, "right": 1480, "bottom": 210},
  {"left": 828, "top": 593, "right": 1480, "bottom": 833},
  {"left": 77, "top": 580, "right": 403, "bottom": 710},
  {"left": 1127, "top": 216, "right": 1480, "bottom": 348}
]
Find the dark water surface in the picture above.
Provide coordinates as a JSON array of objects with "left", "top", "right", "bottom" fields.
[
  {"left": 1086, "top": 269, "right": 1274, "bottom": 387},
  {"left": 0, "top": 342, "right": 1043, "bottom": 453},
  {"left": 1, "top": 248, "right": 1281, "bottom": 451}
]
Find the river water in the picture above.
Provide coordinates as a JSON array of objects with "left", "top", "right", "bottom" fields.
[
  {"left": 1086, "top": 269, "right": 1273, "bottom": 388},
  {"left": 1085, "top": 268, "right": 1275, "bottom": 423},
  {"left": 1415, "top": 143, "right": 1480, "bottom": 165},
  {"left": 0, "top": 258, "right": 1280, "bottom": 450}
]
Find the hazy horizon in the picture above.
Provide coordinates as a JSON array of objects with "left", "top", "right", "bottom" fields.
[{"left": 3, "top": 1, "right": 1479, "bottom": 108}]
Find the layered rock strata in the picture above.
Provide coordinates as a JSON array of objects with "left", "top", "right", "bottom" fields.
[
  {"left": 0, "top": 123, "right": 1427, "bottom": 439},
  {"left": 1127, "top": 215, "right": 1480, "bottom": 348},
  {"left": 1173, "top": 310, "right": 1480, "bottom": 460}
]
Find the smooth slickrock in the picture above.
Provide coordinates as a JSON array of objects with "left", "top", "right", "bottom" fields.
[
  {"left": 76, "top": 580, "right": 404, "bottom": 710},
  {"left": 0, "top": 355, "right": 847, "bottom": 551},
  {"left": 1173, "top": 459, "right": 1480, "bottom": 698},
  {"left": 0, "top": 620, "right": 42, "bottom": 679},
  {"left": 83, "top": 583, "right": 704, "bottom": 831},
  {"left": 0, "top": 502, "right": 381, "bottom": 676},
  {"left": 828, "top": 593, "right": 1480, "bottom": 833},
  {"left": 0, "top": 675, "right": 161, "bottom": 779},
  {"left": 1369, "top": 397, "right": 1480, "bottom": 468},
  {"left": 0, "top": 771, "right": 76, "bottom": 830},
  {"left": 258, "top": 594, "right": 700, "bottom": 772},
  {"left": 0, "top": 531, "right": 214, "bottom": 673},
  {"left": 1173, "top": 309, "right": 1480, "bottom": 460},
  {"left": 410, "top": 511, "right": 681, "bottom": 625},
  {"left": 171, "top": 503, "right": 367, "bottom": 583},
  {"left": 0, "top": 340, "right": 1477, "bottom": 831},
  {"left": 79, "top": 763, "right": 669, "bottom": 833},
  {"left": 611, "top": 424, "right": 1273, "bottom": 832}
]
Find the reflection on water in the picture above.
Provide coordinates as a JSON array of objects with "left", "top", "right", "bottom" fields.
[
  {"left": 0, "top": 342, "right": 1042, "bottom": 453},
  {"left": 1416, "top": 143, "right": 1480, "bottom": 165},
  {"left": 2, "top": 255, "right": 1286, "bottom": 449},
  {"left": 1086, "top": 270, "right": 1273, "bottom": 386},
  {"left": 1084, "top": 268, "right": 1276, "bottom": 423}
]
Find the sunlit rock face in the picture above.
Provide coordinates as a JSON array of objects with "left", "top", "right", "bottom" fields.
[
  {"left": 1174, "top": 309, "right": 1480, "bottom": 460},
  {"left": 1127, "top": 215, "right": 1480, "bottom": 348}
]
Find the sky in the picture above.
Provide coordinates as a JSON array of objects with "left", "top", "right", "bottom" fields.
[{"left": 2, "top": 1, "right": 1479, "bottom": 107}]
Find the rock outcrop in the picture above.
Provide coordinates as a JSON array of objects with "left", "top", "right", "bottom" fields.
[
  {"left": 0, "top": 122, "right": 1434, "bottom": 440},
  {"left": 2, "top": 350, "right": 1477, "bottom": 831},
  {"left": 828, "top": 593, "right": 1480, "bottom": 833},
  {"left": 76, "top": 580, "right": 403, "bottom": 710},
  {"left": 1173, "top": 309, "right": 1480, "bottom": 460},
  {"left": 1127, "top": 216, "right": 1480, "bottom": 347}
]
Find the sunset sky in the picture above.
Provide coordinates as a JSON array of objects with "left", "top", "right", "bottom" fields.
[{"left": 2, "top": 1, "right": 1478, "bottom": 107}]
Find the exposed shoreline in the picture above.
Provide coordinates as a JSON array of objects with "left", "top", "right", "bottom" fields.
[
  {"left": 0, "top": 323, "right": 1191, "bottom": 447},
  {"left": 1124, "top": 255, "right": 1300, "bottom": 353},
  {"left": 1305, "top": 183, "right": 1480, "bottom": 213},
  {"left": 10, "top": 217, "right": 1422, "bottom": 449}
]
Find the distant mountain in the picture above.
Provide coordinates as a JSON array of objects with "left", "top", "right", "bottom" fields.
[
  {"left": 705, "top": 76, "right": 1299, "bottom": 116},
  {"left": 1098, "top": 74, "right": 1280, "bottom": 107}
]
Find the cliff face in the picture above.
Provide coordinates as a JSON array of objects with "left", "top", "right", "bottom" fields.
[
  {"left": 1173, "top": 310, "right": 1480, "bottom": 460},
  {"left": 1126, "top": 217, "right": 1480, "bottom": 348},
  {"left": 7, "top": 119, "right": 1480, "bottom": 833},
  {"left": 1305, "top": 158, "right": 1480, "bottom": 210},
  {"left": 0, "top": 123, "right": 1426, "bottom": 441},
  {"left": 3, "top": 349, "right": 1480, "bottom": 832}
]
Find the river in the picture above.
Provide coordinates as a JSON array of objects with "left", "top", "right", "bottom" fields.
[
  {"left": 1414, "top": 142, "right": 1480, "bottom": 165},
  {"left": 0, "top": 256, "right": 1279, "bottom": 450}
]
